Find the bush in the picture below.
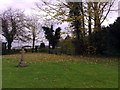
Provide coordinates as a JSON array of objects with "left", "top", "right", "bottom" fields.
[
  {"left": 86, "top": 46, "right": 96, "bottom": 55},
  {"left": 38, "top": 48, "right": 48, "bottom": 53},
  {"left": 2, "top": 49, "right": 21, "bottom": 55},
  {"left": 59, "top": 38, "right": 75, "bottom": 55},
  {"left": 73, "top": 39, "right": 85, "bottom": 55},
  {"left": 40, "top": 43, "right": 45, "bottom": 49}
]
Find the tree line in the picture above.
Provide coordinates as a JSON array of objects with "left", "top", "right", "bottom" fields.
[
  {"left": 36, "top": 0, "right": 120, "bottom": 55},
  {"left": 1, "top": 0, "right": 120, "bottom": 56},
  {"left": 0, "top": 8, "right": 61, "bottom": 53}
]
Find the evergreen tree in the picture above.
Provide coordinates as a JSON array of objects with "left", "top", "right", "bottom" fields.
[{"left": 42, "top": 25, "right": 61, "bottom": 50}]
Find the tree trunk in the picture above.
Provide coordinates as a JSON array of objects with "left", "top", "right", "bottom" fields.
[
  {"left": 80, "top": 2, "right": 85, "bottom": 37},
  {"left": 7, "top": 41, "right": 12, "bottom": 51},
  {"left": 93, "top": 2, "right": 101, "bottom": 31},
  {"left": 75, "top": 20, "right": 81, "bottom": 41},
  {"left": 32, "top": 37, "right": 35, "bottom": 53},
  {"left": 88, "top": 2, "right": 92, "bottom": 35},
  {"left": 52, "top": 43, "right": 55, "bottom": 49},
  {"left": 48, "top": 41, "right": 51, "bottom": 53},
  {"left": 88, "top": 15, "right": 92, "bottom": 35}
]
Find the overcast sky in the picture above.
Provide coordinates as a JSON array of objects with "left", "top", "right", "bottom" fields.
[{"left": 0, "top": 0, "right": 119, "bottom": 47}]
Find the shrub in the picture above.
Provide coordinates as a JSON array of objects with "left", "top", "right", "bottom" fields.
[
  {"left": 59, "top": 38, "right": 75, "bottom": 55},
  {"left": 40, "top": 43, "right": 45, "bottom": 49},
  {"left": 86, "top": 46, "right": 96, "bottom": 55}
]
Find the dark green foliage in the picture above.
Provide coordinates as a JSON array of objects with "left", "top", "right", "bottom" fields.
[
  {"left": 108, "top": 17, "right": 120, "bottom": 51},
  {"left": 40, "top": 42, "right": 45, "bottom": 49},
  {"left": 2, "top": 49, "right": 21, "bottom": 55},
  {"left": 54, "top": 27, "right": 61, "bottom": 46},
  {"left": 90, "top": 30, "right": 107, "bottom": 54},
  {"left": 86, "top": 45, "right": 96, "bottom": 55},
  {"left": 42, "top": 25, "right": 54, "bottom": 45},
  {"left": 103, "top": 18, "right": 120, "bottom": 55},
  {"left": 89, "top": 17, "right": 120, "bottom": 55},
  {"left": 73, "top": 39, "right": 85, "bottom": 55},
  {"left": 42, "top": 25, "right": 61, "bottom": 50},
  {"left": 39, "top": 48, "right": 48, "bottom": 53}
]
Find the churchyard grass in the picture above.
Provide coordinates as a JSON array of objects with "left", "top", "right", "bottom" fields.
[{"left": 2, "top": 53, "right": 118, "bottom": 88}]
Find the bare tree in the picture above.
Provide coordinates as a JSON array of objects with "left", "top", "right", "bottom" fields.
[
  {"left": 0, "top": 8, "right": 30, "bottom": 50},
  {"left": 91, "top": 1, "right": 115, "bottom": 31},
  {"left": 25, "top": 16, "right": 40, "bottom": 52}
]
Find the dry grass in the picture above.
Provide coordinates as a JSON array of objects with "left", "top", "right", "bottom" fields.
[
  {"left": 2, "top": 53, "right": 118, "bottom": 65},
  {"left": 3, "top": 53, "right": 79, "bottom": 62}
]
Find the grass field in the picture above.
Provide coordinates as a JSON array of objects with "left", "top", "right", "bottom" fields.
[{"left": 2, "top": 53, "right": 118, "bottom": 88}]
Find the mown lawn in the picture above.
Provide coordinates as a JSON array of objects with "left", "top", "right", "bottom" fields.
[{"left": 2, "top": 53, "right": 118, "bottom": 88}]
